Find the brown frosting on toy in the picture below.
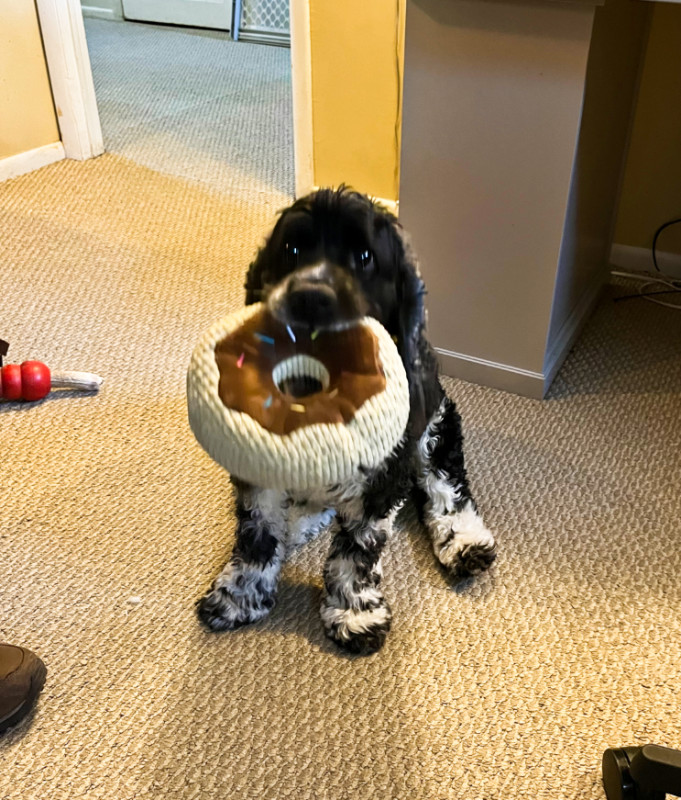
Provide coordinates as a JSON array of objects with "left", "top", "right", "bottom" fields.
[{"left": 214, "top": 308, "right": 387, "bottom": 435}]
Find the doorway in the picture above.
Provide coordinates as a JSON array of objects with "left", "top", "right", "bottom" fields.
[{"left": 82, "top": 11, "right": 294, "bottom": 198}]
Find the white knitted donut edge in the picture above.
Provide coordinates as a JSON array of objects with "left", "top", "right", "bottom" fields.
[{"left": 187, "top": 304, "right": 410, "bottom": 491}]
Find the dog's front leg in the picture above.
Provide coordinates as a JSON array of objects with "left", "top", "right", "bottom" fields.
[
  {"left": 321, "top": 441, "right": 411, "bottom": 655},
  {"left": 417, "top": 395, "right": 497, "bottom": 579},
  {"left": 197, "top": 480, "right": 287, "bottom": 631},
  {"left": 321, "top": 512, "right": 394, "bottom": 656}
]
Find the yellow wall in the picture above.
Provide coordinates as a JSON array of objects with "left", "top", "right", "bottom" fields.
[
  {"left": 309, "top": 0, "right": 404, "bottom": 202},
  {"left": 0, "top": 0, "right": 60, "bottom": 160},
  {"left": 613, "top": 3, "right": 681, "bottom": 256}
]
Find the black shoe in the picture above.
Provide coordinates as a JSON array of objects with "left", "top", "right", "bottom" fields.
[{"left": 0, "top": 644, "right": 47, "bottom": 733}]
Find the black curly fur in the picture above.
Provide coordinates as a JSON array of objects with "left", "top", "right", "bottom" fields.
[{"left": 198, "top": 188, "right": 496, "bottom": 654}]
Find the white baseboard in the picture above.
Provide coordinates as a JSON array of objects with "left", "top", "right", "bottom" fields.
[
  {"left": 435, "top": 347, "right": 545, "bottom": 399},
  {"left": 81, "top": 5, "right": 120, "bottom": 20},
  {"left": 543, "top": 272, "right": 606, "bottom": 391},
  {"left": 0, "top": 142, "right": 65, "bottom": 182},
  {"left": 435, "top": 273, "right": 604, "bottom": 400},
  {"left": 610, "top": 242, "right": 681, "bottom": 278}
]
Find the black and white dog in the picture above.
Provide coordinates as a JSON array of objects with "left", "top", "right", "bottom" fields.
[{"left": 197, "top": 188, "right": 496, "bottom": 654}]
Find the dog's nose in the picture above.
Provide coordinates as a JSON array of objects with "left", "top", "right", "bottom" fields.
[{"left": 286, "top": 279, "right": 338, "bottom": 326}]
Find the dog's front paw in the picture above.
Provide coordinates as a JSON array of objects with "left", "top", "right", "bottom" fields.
[
  {"left": 430, "top": 501, "right": 497, "bottom": 580},
  {"left": 446, "top": 541, "right": 497, "bottom": 579},
  {"left": 320, "top": 596, "right": 392, "bottom": 655},
  {"left": 197, "top": 582, "right": 275, "bottom": 632}
]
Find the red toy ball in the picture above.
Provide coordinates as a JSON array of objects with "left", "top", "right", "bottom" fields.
[
  {"left": 0, "top": 349, "right": 102, "bottom": 403},
  {"left": 20, "top": 361, "right": 52, "bottom": 402},
  {"left": 0, "top": 361, "right": 51, "bottom": 402},
  {"left": 0, "top": 364, "right": 22, "bottom": 401}
]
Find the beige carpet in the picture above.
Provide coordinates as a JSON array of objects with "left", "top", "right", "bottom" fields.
[{"left": 2, "top": 21, "right": 681, "bottom": 800}]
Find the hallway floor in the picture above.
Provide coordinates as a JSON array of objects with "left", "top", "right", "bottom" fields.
[{"left": 85, "top": 17, "right": 294, "bottom": 198}]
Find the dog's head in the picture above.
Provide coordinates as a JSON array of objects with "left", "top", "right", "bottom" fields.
[{"left": 245, "top": 188, "right": 428, "bottom": 401}]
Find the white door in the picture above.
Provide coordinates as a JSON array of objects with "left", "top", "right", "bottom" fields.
[{"left": 122, "top": 0, "right": 233, "bottom": 31}]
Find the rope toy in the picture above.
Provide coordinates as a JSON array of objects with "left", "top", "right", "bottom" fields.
[{"left": 187, "top": 303, "right": 410, "bottom": 491}]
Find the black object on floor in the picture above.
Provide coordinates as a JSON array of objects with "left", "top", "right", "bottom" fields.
[
  {"left": 0, "top": 644, "right": 47, "bottom": 733},
  {"left": 603, "top": 744, "right": 681, "bottom": 800}
]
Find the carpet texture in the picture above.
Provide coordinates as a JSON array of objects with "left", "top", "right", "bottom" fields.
[
  {"left": 2, "top": 19, "right": 681, "bottom": 800},
  {"left": 86, "top": 17, "right": 294, "bottom": 197}
]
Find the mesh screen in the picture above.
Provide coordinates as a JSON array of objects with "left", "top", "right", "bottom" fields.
[{"left": 241, "top": 0, "right": 289, "bottom": 34}]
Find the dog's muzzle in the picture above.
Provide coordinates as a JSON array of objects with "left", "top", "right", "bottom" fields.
[{"left": 268, "top": 262, "right": 368, "bottom": 331}]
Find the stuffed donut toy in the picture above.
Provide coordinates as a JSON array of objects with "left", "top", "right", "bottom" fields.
[{"left": 187, "top": 303, "right": 410, "bottom": 492}]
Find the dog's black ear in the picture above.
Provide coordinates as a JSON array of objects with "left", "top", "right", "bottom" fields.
[
  {"left": 397, "top": 259, "right": 429, "bottom": 433},
  {"left": 244, "top": 207, "right": 291, "bottom": 304},
  {"left": 396, "top": 255, "right": 426, "bottom": 372},
  {"left": 244, "top": 196, "right": 312, "bottom": 304},
  {"left": 245, "top": 249, "right": 267, "bottom": 305},
  {"left": 388, "top": 221, "right": 433, "bottom": 434},
  {"left": 381, "top": 211, "right": 442, "bottom": 435}
]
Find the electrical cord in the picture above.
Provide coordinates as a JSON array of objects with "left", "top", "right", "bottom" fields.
[
  {"left": 610, "top": 217, "right": 681, "bottom": 311},
  {"left": 611, "top": 270, "right": 681, "bottom": 310},
  {"left": 652, "top": 217, "right": 681, "bottom": 272}
]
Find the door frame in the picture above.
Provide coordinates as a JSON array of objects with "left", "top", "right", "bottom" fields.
[
  {"left": 36, "top": 0, "right": 104, "bottom": 160},
  {"left": 36, "top": 0, "right": 312, "bottom": 194},
  {"left": 290, "top": 0, "right": 313, "bottom": 197}
]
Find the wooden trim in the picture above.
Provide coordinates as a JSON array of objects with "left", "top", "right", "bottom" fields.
[
  {"left": 0, "top": 142, "right": 65, "bottom": 182},
  {"left": 610, "top": 243, "right": 681, "bottom": 276},
  {"left": 290, "top": 0, "right": 314, "bottom": 198},
  {"left": 435, "top": 347, "right": 545, "bottom": 400},
  {"left": 438, "top": 272, "right": 604, "bottom": 399},
  {"left": 543, "top": 272, "right": 605, "bottom": 391},
  {"left": 36, "top": 0, "right": 104, "bottom": 160},
  {"left": 438, "top": 271, "right": 604, "bottom": 399}
]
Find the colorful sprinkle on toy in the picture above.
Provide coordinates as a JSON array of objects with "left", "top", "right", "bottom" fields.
[
  {"left": 264, "top": 394, "right": 273, "bottom": 409},
  {"left": 236, "top": 352, "right": 245, "bottom": 368},
  {"left": 286, "top": 325, "right": 296, "bottom": 342},
  {"left": 254, "top": 332, "right": 275, "bottom": 345},
  {"left": 291, "top": 403, "right": 306, "bottom": 413},
  {"left": 310, "top": 330, "right": 319, "bottom": 341}
]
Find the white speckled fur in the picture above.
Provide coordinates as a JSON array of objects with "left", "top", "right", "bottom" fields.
[
  {"left": 417, "top": 399, "right": 496, "bottom": 572},
  {"left": 320, "top": 598, "right": 392, "bottom": 639},
  {"left": 285, "top": 504, "right": 336, "bottom": 552},
  {"left": 428, "top": 500, "right": 495, "bottom": 569}
]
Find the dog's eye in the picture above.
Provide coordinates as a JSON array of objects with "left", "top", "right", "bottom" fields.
[
  {"left": 357, "top": 249, "right": 375, "bottom": 274},
  {"left": 285, "top": 243, "right": 299, "bottom": 268}
]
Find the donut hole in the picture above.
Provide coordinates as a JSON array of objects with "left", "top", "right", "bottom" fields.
[{"left": 272, "top": 355, "right": 330, "bottom": 399}]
